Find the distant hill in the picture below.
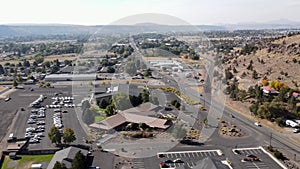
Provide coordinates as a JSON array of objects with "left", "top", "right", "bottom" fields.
[
  {"left": 0, "top": 24, "right": 225, "bottom": 37},
  {"left": 222, "top": 19, "right": 300, "bottom": 30}
]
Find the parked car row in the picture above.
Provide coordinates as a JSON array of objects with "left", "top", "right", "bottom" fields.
[
  {"left": 24, "top": 127, "right": 45, "bottom": 144},
  {"left": 30, "top": 95, "right": 46, "bottom": 108},
  {"left": 53, "top": 113, "right": 63, "bottom": 129},
  {"left": 27, "top": 97, "right": 47, "bottom": 144}
]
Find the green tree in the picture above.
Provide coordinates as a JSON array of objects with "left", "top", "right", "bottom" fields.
[
  {"left": 45, "top": 81, "right": 51, "bottom": 87},
  {"left": 107, "top": 66, "right": 115, "bottom": 73},
  {"left": 104, "top": 103, "right": 116, "bottom": 116},
  {"left": 203, "top": 118, "right": 208, "bottom": 126},
  {"left": 113, "top": 93, "right": 132, "bottom": 110},
  {"left": 53, "top": 161, "right": 67, "bottom": 169},
  {"left": 34, "top": 55, "right": 44, "bottom": 64},
  {"left": 62, "top": 128, "right": 76, "bottom": 145},
  {"left": 13, "top": 79, "right": 18, "bottom": 88},
  {"left": 143, "top": 68, "right": 152, "bottom": 77},
  {"left": 48, "top": 125, "right": 62, "bottom": 145},
  {"left": 141, "top": 89, "right": 150, "bottom": 103},
  {"left": 72, "top": 151, "right": 87, "bottom": 169}
]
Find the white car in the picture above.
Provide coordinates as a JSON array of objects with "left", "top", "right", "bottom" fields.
[
  {"left": 293, "top": 128, "right": 300, "bottom": 133},
  {"left": 254, "top": 122, "right": 262, "bottom": 127}
]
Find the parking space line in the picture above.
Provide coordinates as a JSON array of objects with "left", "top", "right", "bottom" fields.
[
  {"left": 187, "top": 153, "right": 190, "bottom": 158},
  {"left": 191, "top": 152, "right": 195, "bottom": 158}
]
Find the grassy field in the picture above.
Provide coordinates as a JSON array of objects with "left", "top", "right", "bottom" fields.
[{"left": 1, "top": 154, "right": 54, "bottom": 169}]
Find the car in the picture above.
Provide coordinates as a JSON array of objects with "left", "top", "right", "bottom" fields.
[
  {"left": 25, "top": 133, "right": 34, "bottom": 138},
  {"left": 293, "top": 128, "right": 300, "bottom": 133},
  {"left": 37, "top": 121, "right": 45, "bottom": 125},
  {"left": 160, "top": 162, "right": 169, "bottom": 168},
  {"left": 164, "top": 160, "right": 173, "bottom": 163},
  {"left": 254, "top": 122, "right": 261, "bottom": 127},
  {"left": 247, "top": 154, "right": 257, "bottom": 158},
  {"left": 36, "top": 126, "right": 45, "bottom": 129},
  {"left": 173, "top": 159, "right": 184, "bottom": 163},
  {"left": 62, "top": 110, "right": 68, "bottom": 113},
  {"left": 35, "top": 128, "right": 45, "bottom": 132},
  {"left": 4, "top": 97, "right": 11, "bottom": 102},
  {"left": 27, "top": 119, "right": 36, "bottom": 124},
  {"left": 29, "top": 138, "right": 39, "bottom": 143},
  {"left": 158, "top": 154, "right": 165, "bottom": 158},
  {"left": 234, "top": 150, "right": 240, "bottom": 154}
]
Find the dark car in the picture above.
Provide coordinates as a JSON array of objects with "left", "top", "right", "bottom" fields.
[
  {"left": 247, "top": 154, "right": 257, "bottom": 158},
  {"left": 158, "top": 154, "right": 165, "bottom": 158},
  {"left": 164, "top": 160, "right": 173, "bottom": 163}
]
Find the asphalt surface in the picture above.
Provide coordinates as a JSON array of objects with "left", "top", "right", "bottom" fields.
[{"left": 8, "top": 85, "right": 87, "bottom": 150}]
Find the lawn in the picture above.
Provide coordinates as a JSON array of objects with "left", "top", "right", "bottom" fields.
[
  {"left": 1, "top": 154, "right": 54, "bottom": 169},
  {"left": 94, "top": 115, "right": 107, "bottom": 123}
]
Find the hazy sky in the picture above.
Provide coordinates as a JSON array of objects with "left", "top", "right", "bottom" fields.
[{"left": 0, "top": 0, "right": 299, "bottom": 25}]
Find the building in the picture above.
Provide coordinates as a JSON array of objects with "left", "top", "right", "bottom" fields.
[
  {"left": 89, "top": 103, "right": 170, "bottom": 133},
  {"left": 47, "top": 147, "right": 88, "bottom": 169},
  {"left": 45, "top": 74, "right": 97, "bottom": 81},
  {"left": 261, "top": 86, "right": 279, "bottom": 94}
]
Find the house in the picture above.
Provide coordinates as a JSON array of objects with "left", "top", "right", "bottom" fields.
[
  {"left": 47, "top": 147, "right": 88, "bottom": 169},
  {"left": 89, "top": 103, "right": 169, "bottom": 133},
  {"left": 261, "top": 86, "right": 279, "bottom": 94}
]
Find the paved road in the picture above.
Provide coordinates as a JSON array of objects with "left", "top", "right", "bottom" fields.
[{"left": 129, "top": 38, "right": 300, "bottom": 168}]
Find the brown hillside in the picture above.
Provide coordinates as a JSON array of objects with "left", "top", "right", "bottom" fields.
[{"left": 227, "top": 34, "right": 300, "bottom": 90}]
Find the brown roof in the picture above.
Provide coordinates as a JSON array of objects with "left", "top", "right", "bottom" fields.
[{"left": 90, "top": 107, "right": 169, "bottom": 130}]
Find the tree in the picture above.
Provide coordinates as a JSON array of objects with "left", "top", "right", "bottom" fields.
[
  {"left": 63, "top": 128, "right": 76, "bottom": 145},
  {"left": 143, "top": 68, "right": 152, "bottom": 77},
  {"left": 141, "top": 89, "right": 149, "bottom": 103},
  {"left": 81, "top": 100, "right": 91, "bottom": 111},
  {"left": 13, "top": 79, "right": 18, "bottom": 88},
  {"left": 252, "top": 70, "right": 258, "bottom": 79},
  {"left": 45, "top": 81, "right": 51, "bottom": 87},
  {"left": 53, "top": 161, "right": 67, "bottom": 169},
  {"left": 203, "top": 118, "right": 208, "bottom": 126},
  {"left": 261, "top": 79, "right": 269, "bottom": 86},
  {"left": 72, "top": 151, "right": 87, "bottom": 169},
  {"left": 107, "top": 66, "right": 115, "bottom": 73},
  {"left": 34, "top": 55, "right": 44, "bottom": 64},
  {"left": 43, "top": 61, "right": 51, "bottom": 68},
  {"left": 104, "top": 103, "right": 116, "bottom": 116},
  {"left": 48, "top": 125, "right": 62, "bottom": 145}
]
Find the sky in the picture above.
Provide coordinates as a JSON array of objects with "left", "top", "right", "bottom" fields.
[{"left": 0, "top": 0, "right": 300, "bottom": 25}]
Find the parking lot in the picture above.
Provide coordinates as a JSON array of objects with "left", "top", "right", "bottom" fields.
[
  {"left": 232, "top": 147, "right": 284, "bottom": 169},
  {"left": 10, "top": 85, "right": 87, "bottom": 150},
  {"left": 157, "top": 149, "right": 223, "bottom": 168}
]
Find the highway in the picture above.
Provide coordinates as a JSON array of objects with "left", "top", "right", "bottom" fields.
[{"left": 130, "top": 37, "right": 300, "bottom": 161}]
